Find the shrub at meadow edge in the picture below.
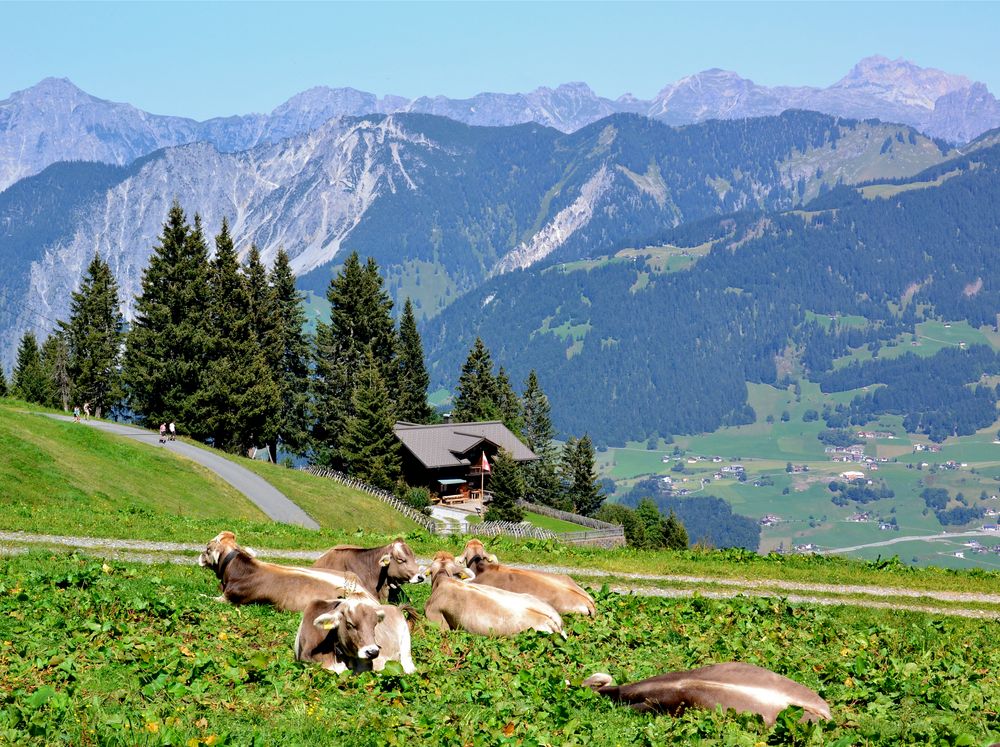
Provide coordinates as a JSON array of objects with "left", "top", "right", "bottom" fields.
[{"left": 1, "top": 552, "right": 998, "bottom": 745}]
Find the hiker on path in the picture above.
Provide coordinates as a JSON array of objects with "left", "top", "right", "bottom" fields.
[
  {"left": 73, "top": 406, "right": 80, "bottom": 423},
  {"left": 83, "top": 402, "right": 90, "bottom": 420},
  {"left": 169, "top": 422, "right": 176, "bottom": 441},
  {"left": 159, "top": 423, "right": 167, "bottom": 444}
]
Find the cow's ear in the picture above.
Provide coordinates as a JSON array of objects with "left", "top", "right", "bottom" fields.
[
  {"left": 379, "top": 553, "right": 392, "bottom": 567},
  {"left": 375, "top": 609, "right": 386, "bottom": 621},
  {"left": 244, "top": 546, "right": 257, "bottom": 558},
  {"left": 314, "top": 601, "right": 343, "bottom": 630},
  {"left": 487, "top": 554, "right": 498, "bottom": 564},
  {"left": 455, "top": 556, "right": 468, "bottom": 567},
  {"left": 457, "top": 567, "right": 476, "bottom": 581}
]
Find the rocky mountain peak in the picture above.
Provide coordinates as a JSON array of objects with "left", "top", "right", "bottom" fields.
[{"left": 833, "top": 55, "right": 971, "bottom": 110}]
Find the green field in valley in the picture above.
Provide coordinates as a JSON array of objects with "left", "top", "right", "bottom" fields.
[{"left": 597, "top": 375, "right": 1000, "bottom": 571}]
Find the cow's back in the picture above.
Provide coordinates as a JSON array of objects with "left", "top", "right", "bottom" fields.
[
  {"left": 472, "top": 566, "right": 595, "bottom": 616},
  {"left": 427, "top": 578, "right": 563, "bottom": 636}
]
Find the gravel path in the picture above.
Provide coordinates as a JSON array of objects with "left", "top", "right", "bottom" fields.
[
  {"left": 44, "top": 414, "right": 319, "bottom": 529},
  {"left": 4, "top": 530, "right": 999, "bottom": 619}
]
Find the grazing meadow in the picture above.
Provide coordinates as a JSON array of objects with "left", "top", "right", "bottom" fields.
[{"left": 2, "top": 551, "right": 999, "bottom": 746}]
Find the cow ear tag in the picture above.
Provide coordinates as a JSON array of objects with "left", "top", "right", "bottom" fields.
[
  {"left": 379, "top": 554, "right": 392, "bottom": 567},
  {"left": 315, "top": 613, "right": 339, "bottom": 630}
]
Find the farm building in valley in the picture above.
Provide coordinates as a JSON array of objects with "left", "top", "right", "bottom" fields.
[{"left": 393, "top": 421, "right": 537, "bottom": 503}]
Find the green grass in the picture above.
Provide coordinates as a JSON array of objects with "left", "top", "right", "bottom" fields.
[
  {"left": 189, "top": 452, "right": 421, "bottom": 536},
  {"left": 832, "top": 319, "right": 998, "bottom": 368},
  {"left": 522, "top": 511, "right": 588, "bottom": 533},
  {"left": 858, "top": 167, "right": 963, "bottom": 200},
  {"left": 2, "top": 551, "right": 998, "bottom": 745},
  {"left": 0, "top": 400, "right": 420, "bottom": 548},
  {"left": 0, "top": 404, "right": 266, "bottom": 530}
]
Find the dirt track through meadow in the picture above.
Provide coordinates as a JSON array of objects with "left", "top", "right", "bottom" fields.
[{"left": 4, "top": 530, "right": 999, "bottom": 620}]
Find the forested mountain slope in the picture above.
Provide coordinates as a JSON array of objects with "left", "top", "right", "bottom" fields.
[
  {"left": 0, "top": 111, "right": 946, "bottom": 367},
  {"left": 424, "top": 146, "right": 1000, "bottom": 444}
]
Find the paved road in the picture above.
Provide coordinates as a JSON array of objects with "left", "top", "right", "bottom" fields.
[
  {"left": 47, "top": 415, "right": 319, "bottom": 529},
  {"left": 818, "top": 530, "right": 1000, "bottom": 555}
]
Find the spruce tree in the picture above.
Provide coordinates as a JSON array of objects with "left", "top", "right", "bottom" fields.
[
  {"left": 452, "top": 337, "right": 500, "bottom": 422},
  {"left": 562, "top": 434, "right": 604, "bottom": 516},
  {"left": 596, "top": 503, "right": 646, "bottom": 547},
  {"left": 339, "top": 349, "right": 401, "bottom": 490},
  {"left": 495, "top": 367, "right": 522, "bottom": 435},
  {"left": 12, "top": 331, "right": 48, "bottom": 404},
  {"left": 245, "top": 245, "right": 279, "bottom": 367},
  {"left": 313, "top": 252, "right": 397, "bottom": 467},
  {"left": 634, "top": 499, "right": 664, "bottom": 550},
  {"left": 62, "top": 253, "right": 124, "bottom": 418},
  {"left": 484, "top": 448, "right": 526, "bottom": 522},
  {"left": 396, "top": 297, "right": 433, "bottom": 423},
  {"left": 520, "top": 370, "right": 562, "bottom": 507},
  {"left": 124, "top": 204, "right": 212, "bottom": 433},
  {"left": 0, "top": 366, "right": 8, "bottom": 397},
  {"left": 199, "top": 219, "right": 280, "bottom": 453},
  {"left": 662, "top": 509, "right": 689, "bottom": 550},
  {"left": 269, "top": 248, "right": 312, "bottom": 459},
  {"left": 40, "top": 332, "right": 72, "bottom": 411}
]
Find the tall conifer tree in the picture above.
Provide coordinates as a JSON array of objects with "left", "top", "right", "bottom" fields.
[
  {"left": 313, "top": 252, "right": 397, "bottom": 467},
  {"left": 200, "top": 219, "right": 280, "bottom": 453},
  {"left": 562, "top": 434, "right": 604, "bottom": 516},
  {"left": 396, "top": 298, "right": 432, "bottom": 423},
  {"left": 124, "top": 203, "right": 212, "bottom": 432},
  {"left": 495, "top": 366, "right": 522, "bottom": 435},
  {"left": 40, "top": 332, "right": 72, "bottom": 411},
  {"left": 520, "top": 370, "right": 562, "bottom": 507},
  {"left": 0, "top": 365, "right": 8, "bottom": 397},
  {"left": 339, "top": 349, "right": 401, "bottom": 490},
  {"left": 484, "top": 448, "right": 526, "bottom": 522},
  {"left": 452, "top": 337, "right": 500, "bottom": 422},
  {"left": 269, "top": 248, "right": 311, "bottom": 459},
  {"left": 12, "top": 331, "right": 48, "bottom": 404},
  {"left": 62, "top": 253, "right": 124, "bottom": 418}
]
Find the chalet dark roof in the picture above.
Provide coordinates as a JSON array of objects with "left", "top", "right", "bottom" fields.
[{"left": 394, "top": 421, "right": 537, "bottom": 469}]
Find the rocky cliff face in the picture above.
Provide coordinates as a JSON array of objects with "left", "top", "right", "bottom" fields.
[
  {"left": 0, "top": 110, "right": 955, "bottom": 370},
  {"left": 3, "top": 57, "right": 998, "bottom": 192}
]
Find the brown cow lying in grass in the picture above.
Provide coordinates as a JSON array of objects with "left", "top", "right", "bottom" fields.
[
  {"left": 457, "top": 539, "right": 596, "bottom": 616},
  {"left": 295, "top": 597, "right": 416, "bottom": 674},
  {"left": 582, "top": 662, "right": 832, "bottom": 726},
  {"left": 424, "top": 551, "right": 564, "bottom": 637},
  {"left": 198, "top": 531, "right": 375, "bottom": 612},
  {"left": 312, "top": 538, "right": 425, "bottom": 603}
]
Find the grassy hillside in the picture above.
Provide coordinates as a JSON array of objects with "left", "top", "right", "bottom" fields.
[
  {"left": 0, "top": 403, "right": 266, "bottom": 527},
  {"left": 0, "top": 401, "right": 419, "bottom": 544},
  {"left": 1, "top": 551, "right": 997, "bottom": 745}
]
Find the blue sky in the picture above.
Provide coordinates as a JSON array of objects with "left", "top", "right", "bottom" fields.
[{"left": 3, "top": 1, "right": 999, "bottom": 120}]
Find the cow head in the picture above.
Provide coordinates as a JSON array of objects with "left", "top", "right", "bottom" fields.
[
  {"left": 457, "top": 539, "right": 498, "bottom": 568},
  {"left": 379, "top": 539, "right": 425, "bottom": 585},
  {"left": 313, "top": 598, "right": 385, "bottom": 661},
  {"left": 428, "top": 551, "right": 475, "bottom": 584},
  {"left": 198, "top": 531, "right": 239, "bottom": 569}
]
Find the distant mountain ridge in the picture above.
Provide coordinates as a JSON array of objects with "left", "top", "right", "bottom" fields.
[
  {"left": 2, "top": 56, "right": 999, "bottom": 191},
  {"left": 0, "top": 111, "right": 950, "bottom": 370}
]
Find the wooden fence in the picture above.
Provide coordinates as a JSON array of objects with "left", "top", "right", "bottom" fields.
[
  {"left": 303, "top": 467, "right": 440, "bottom": 534},
  {"left": 517, "top": 501, "right": 621, "bottom": 530},
  {"left": 466, "top": 521, "right": 555, "bottom": 540}
]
